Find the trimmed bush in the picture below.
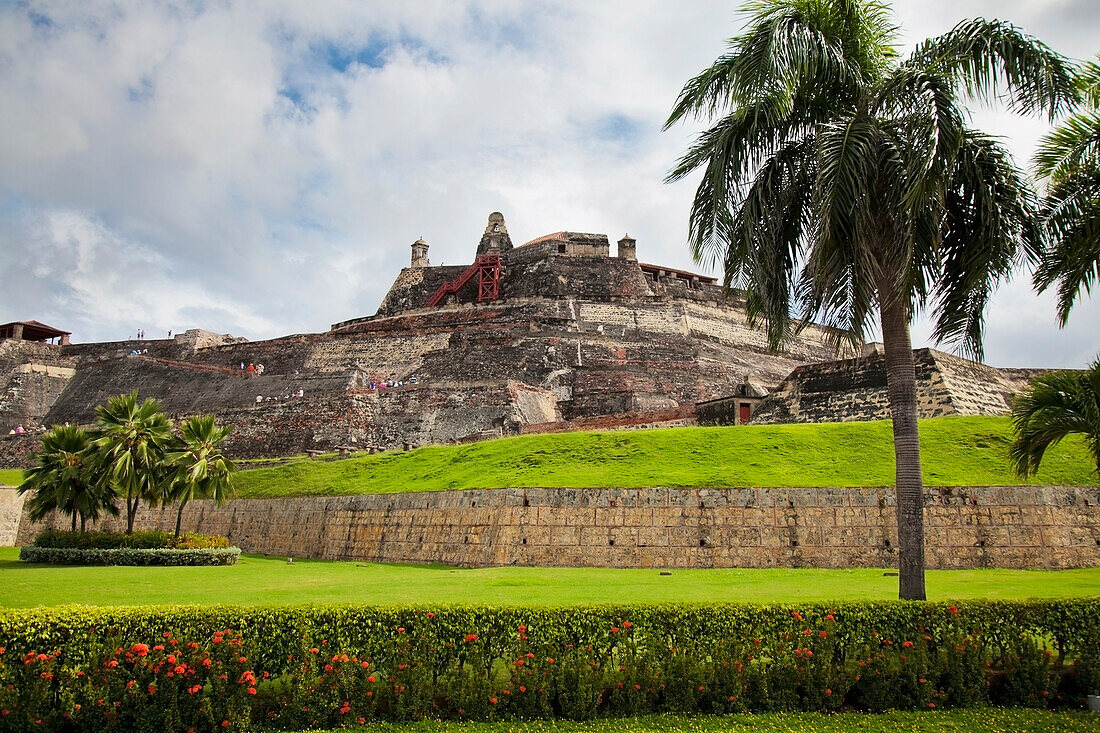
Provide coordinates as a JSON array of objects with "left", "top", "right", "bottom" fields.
[
  {"left": 18, "top": 546, "right": 241, "bottom": 566},
  {"left": 32, "top": 529, "right": 229, "bottom": 550},
  {"left": 0, "top": 600, "right": 1098, "bottom": 730}
]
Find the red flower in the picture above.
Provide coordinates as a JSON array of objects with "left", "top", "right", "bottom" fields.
[
  {"left": 948, "top": 605, "right": 958, "bottom": 615},
  {"left": 106, "top": 660, "right": 119, "bottom": 669},
  {"left": 519, "top": 686, "right": 526, "bottom": 693},
  {"left": 791, "top": 611, "right": 803, "bottom": 621},
  {"left": 489, "top": 697, "right": 497, "bottom": 704},
  {"left": 221, "top": 721, "right": 230, "bottom": 728},
  {"left": 819, "top": 631, "right": 828, "bottom": 638},
  {"left": 153, "top": 645, "right": 164, "bottom": 651},
  {"left": 367, "top": 676, "right": 376, "bottom": 683},
  {"left": 309, "top": 648, "right": 319, "bottom": 654},
  {"left": 611, "top": 627, "right": 619, "bottom": 633},
  {"left": 131, "top": 644, "right": 149, "bottom": 657},
  {"left": 622, "top": 621, "right": 632, "bottom": 628},
  {"left": 825, "top": 614, "right": 834, "bottom": 622},
  {"left": 426, "top": 612, "right": 435, "bottom": 618},
  {"left": 248, "top": 687, "right": 257, "bottom": 696},
  {"left": 518, "top": 624, "right": 527, "bottom": 633},
  {"left": 464, "top": 634, "right": 478, "bottom": 642},
  {"left": 358, "top": 717, "right": 366, "bottom": 724},
  {"left": 397, "top": 628, "right": 405, "bottom": 634},
  {"left": 147, "top": 684, "right": 156, "bottom": 695},
  {"left": 902, "top": 640, "right": 914, "bottom": 648}
]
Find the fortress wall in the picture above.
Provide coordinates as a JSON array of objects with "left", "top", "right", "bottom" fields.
[
  {"left": 0, "top": 489, "right": 26, "bottom": 545},
  {"left": 751, "top": 349, "right": 1037, "bottom": 424},
  {"left": 0, "top": 340, "right": 76, "bottom": 431},
  {"left": 16, "top": 485, "right": 1100, "bottom": 570}
]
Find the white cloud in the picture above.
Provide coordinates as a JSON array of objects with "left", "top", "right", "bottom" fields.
[{"left": 0, "top": 0, "right": 1095, "bottom": 367}]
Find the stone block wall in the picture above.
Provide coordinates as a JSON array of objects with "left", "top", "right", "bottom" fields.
[
  {"left": 751, "top": 348, "right": 1043, "bottom": 424},
  {"left": 14, "top": 485, "right": 1100, "bottom": 570}
]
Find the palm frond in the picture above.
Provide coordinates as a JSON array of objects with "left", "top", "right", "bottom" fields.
[
  {"left": 908, "top": 17, "right": 1076, "bottom": 119},
  {"left": 931, "top": 131, "right": 1041, "bottom": 359}
]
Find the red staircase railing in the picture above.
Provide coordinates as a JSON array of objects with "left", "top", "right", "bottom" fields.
[{"left": 425, "top": 254, "right": 502, "bottom": 307}]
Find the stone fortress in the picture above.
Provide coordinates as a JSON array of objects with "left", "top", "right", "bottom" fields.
[
  {"left": 4, "top": 213, "right": 1097, "bottom": 571},
  {"left": 1, "top": 213, "right": 1043, "bottom": 464}
]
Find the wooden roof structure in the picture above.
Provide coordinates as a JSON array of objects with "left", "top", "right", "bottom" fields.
[{"left": 0, "top": 320, "right": 71, "bottom": 344}]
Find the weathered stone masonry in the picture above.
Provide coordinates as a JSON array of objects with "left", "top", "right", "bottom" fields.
[{"left": 14, "top": 485, "right": 1100, "bottom": 570}]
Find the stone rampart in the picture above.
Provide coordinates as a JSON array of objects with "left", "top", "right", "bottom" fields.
[
  {"left": 14, "top": 485, "right": 1100, "bottom": 569},
  {"left": 751, "top": 348, "right": 1041, "bottom": 424}
]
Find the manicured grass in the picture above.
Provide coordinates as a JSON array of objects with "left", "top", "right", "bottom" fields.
[
  {"left": 233, "top": 417, "right": 1097, "bottom": 499},
  {"left": 296, "top": 710, "right": 1098, "bottom": 733},
  {"left": 3, "top": 546, "right": 1099, "bottom": 608},
  {"left": 0, "top": 468, "right": 23, "bottom": 486}
]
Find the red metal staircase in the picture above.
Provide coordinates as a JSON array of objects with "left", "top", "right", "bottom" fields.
[{"left": 425, "top": 253, "right": 502, "bottom": 307}]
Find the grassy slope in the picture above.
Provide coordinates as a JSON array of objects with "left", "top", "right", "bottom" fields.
[
  {"left": 234, "top": 416, "right": 1097, "bottom": 499},
  {"left": 0, "top": 468, "right": 23, "bottom": 486},
  {"left": 3, "top": 547, "right": 1099, "bottom": 608},
  {"left": 296, "top": 710, "right": 1100, "bottom": 733}
]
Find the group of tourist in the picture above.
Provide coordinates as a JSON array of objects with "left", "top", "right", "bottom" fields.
[
  {"left": 241, "top": 362, "right": 266, "bottom": 374},
  {"left": 369, "top": 376, "right": 416, "bottom": 390},
  {"left": 255, "top": 389, "right": 305, "bottom": 404}
]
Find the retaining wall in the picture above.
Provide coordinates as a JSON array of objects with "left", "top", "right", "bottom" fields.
[{"left": 11, "top": 485, "right": 1100, "bottom": 569}]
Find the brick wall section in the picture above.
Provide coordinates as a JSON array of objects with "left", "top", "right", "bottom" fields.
[{"left": 14, "top": 486, "right": 1100, "bottom": 569}]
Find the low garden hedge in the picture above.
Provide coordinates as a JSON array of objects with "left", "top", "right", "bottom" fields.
[
  {"left": 32, "top": 529, "right": 230, "bottom": 550},
  {"left": 1, "top": 600, "right": 1099, "bottom": 731},
  {"left": 18, "top": 546, "right": 241, "bottom": 566}
]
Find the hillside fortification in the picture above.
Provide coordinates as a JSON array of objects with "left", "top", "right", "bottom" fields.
[{"left": 2, "top": 214, "right": 844, "bottom": 461}]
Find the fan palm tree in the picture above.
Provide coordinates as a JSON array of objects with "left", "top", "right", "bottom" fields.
[
  {"left": 1010, "top": 357, "right": 1100, "bottom": 478},
  {"left": 19, "top": 424, "right": 117, "bottom": 532},
  {"left": 1033, "top": 56, "right": 1100, "bottom": 324},
  {"left": 665, "top": 0, "right": 1075, "bottom": 599},
  {"left": 92, "top": 391, "right": 174, "bottom": 534},
  {"left": 165, "top": 415, "right": 236, "bottom": 537}
]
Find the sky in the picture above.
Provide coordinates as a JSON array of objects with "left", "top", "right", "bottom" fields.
[{"left": 1, "top": 0, "right": 1097, "bottom": 368}]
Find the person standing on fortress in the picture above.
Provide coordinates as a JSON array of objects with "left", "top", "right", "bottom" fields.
[{"left": 248, "top": 363, "right": 255, "bottom": 372}]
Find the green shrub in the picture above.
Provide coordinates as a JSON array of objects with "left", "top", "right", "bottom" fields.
[
  {"left": 0, "top": 600, "right": 1097, "bottom": 729},
  {"left": 31, "top": 529, "right": 229, "bottom": 550},
  {"left": 18, "top": 546, "right": 241, "bottom": 566}
]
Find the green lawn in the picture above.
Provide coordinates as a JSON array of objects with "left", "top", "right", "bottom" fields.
[
  {"left": 3, "top": 547, "right": 1099, "bottom": 608},
  {"left": 0, "top": 468, "right": 22, "bottom": 486},
  {"left": 233, "top": 417, "right": 1098, "bottom": 499},
  {"left": 297, "top": 710, "right": 1098, "bottom": 733}
]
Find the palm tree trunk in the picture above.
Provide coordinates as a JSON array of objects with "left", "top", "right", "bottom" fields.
[
  {"left": 127, "top": 496, "right": 138, "bottom": 535},
  {"left": 175, "top": 500, "right": 186, "bottom": 538},
  {"left": 879, "top": 292, "right": 927, "bottom": 601},
  {"left": 80, "top": 513, "right": 86, "bottom": 532},
  {"left": 70, "top": 512, "right": 77, "bottom": 532}
]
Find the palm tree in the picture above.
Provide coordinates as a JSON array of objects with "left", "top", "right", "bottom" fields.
[
  {"left": 19, "top": 424, "right": 117, "bottom": 531},
  {"left": 1033, "top": 56, "right": 1100, "bottom": 324},
  {"left": 1010, "top": 356, "right": 1100, "bottom": 478},
  {"left": 665, "top": 0, "right": 1075, "bottom": 599},
  {"left": 164, "top": 415, "right": 236, "bottom": 537},
  {"left": 92, "top": 391, "right": 174, "bottom": 534}
]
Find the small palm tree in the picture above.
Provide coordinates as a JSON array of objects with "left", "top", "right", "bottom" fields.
[
  {"left": 165, "top": 415, "right": 236, "bottom": 537},
  {"left": 1033, "top": 56, "right": 1100, "bottom": 324},
  {"left": 1010, "top": 356, "right": 1100, "bottom": 478},
  {"left": 19, "top": 424, "right": 117, "bottom": 531},
  {"left": 92, "top": 391, "right": 174, "bottom": 534},
  {"left": 665, "top": 0, "right": 1076, "bottom": 599}
]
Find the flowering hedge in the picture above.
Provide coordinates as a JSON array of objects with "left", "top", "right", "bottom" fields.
[
  {"left": 1, "top": 600, "right": 1098, "bottom": 731},
  {"left": 17, "top": 546, "right": 241, "bottom": 566}
]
